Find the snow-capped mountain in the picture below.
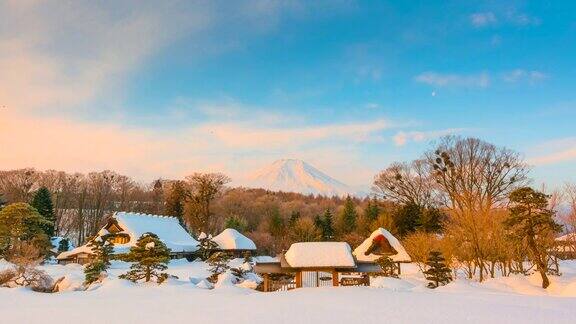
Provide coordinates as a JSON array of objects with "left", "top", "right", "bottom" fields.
[{"left": 246, "top": 159, "right": 359, "bottom": 197}]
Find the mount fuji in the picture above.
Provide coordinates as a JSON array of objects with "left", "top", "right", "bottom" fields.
[{"left": 246, "top": 159, "right": 361, "bottom": 197}]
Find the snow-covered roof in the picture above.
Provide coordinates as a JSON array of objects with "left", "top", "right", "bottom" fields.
[
  {"left": 557, "top": 233, "right": 576, "bottom": 241},
  {"left": 212, "top": 228, "right": 256, "bottom": 250},
  {"left": 58, "top": 212, "right": 199, "bottom": 260},
  {"left": 284, "top": 242, "right": 356, "bottom": 268},
  {"left": 353, "top": 228, "right": 411, "bottom": 262}
]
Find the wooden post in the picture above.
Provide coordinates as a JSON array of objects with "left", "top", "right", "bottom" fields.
[
  {"left": 263, "top": 274, "right": 269, "bottom": 292},
  {"left": 315, "top": 271, "right": 319, "bottom": 287},
  {"left": 332, "top": 270, "right": 339, "bottom": 287},
  {"left": 397, "top": 262, "right": 401, "bottom": 275},
  {"left": 295, "top": 271, "right": 302, "bottom": 288}
]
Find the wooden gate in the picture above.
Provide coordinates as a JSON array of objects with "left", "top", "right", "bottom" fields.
[{"left": 300, "top": 271, "right": 335, "bottom": 287}]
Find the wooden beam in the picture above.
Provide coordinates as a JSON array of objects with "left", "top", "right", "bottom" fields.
[
  {"left": 295, "top": 271, "right": 302, "bottom": 288},
  {"left": 263, "top": 274, "right": 269, "bottom": 292},
  {"left": 332, "top": 270, "right": 339, "bottom": 287}
]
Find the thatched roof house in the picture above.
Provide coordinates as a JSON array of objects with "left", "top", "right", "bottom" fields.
[
  {"left": 353, "top": 228, "right": 411, "bottom": 263},
  {"left": 210, "top": 228, "right": 256, "bottom": 256},
  {"left": 57, "top": 212, "right": 199, "bottom": 264}
]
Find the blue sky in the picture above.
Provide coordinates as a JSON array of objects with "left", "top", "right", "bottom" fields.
[{"left": 1, "top": 0, "right": 575, "bottom": 188}]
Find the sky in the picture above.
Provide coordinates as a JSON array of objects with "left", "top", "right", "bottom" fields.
[{"left": 1, "top": 0, "right": 575, "bottom": 189}]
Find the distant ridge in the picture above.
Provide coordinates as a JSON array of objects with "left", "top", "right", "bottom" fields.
[{"left": 246, "top": 159, "right": 360, "bottom": 197}]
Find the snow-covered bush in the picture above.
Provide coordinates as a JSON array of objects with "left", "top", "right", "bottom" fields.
[{"left": 207, "top": 252, "right": 232, "bottom": 283}]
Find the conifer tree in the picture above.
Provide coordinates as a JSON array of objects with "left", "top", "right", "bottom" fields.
[
  {"left": 364, "top": 198, "right": 380, "bottom": 222},
  {"left": 289, "top": 211, "right": 301, "bottom": 227},
  {"left": 268, "top": 209, "right": 285, "bottom": 238},
  {"left": 423, "top": 250, "right": 452, "bottom": 288},
  {"left": 504, "top": 187, "right": 562, "bottom": 288},
  {"left": 119, "top": 233, "right": 171, "bottom": 284},
  {"left": 31, "top": 187, "right": 55, "bottom": 237},
  {"left": 321, "top": 209, "right": 335, "bottom": 240},
  {"left": 376, "top": 256, "right": 398, "bottom": 278},
  {"left": 57, "top": 238, "right": 70, "bottom": 253},
  {"left": 84, "top": 235, "right": 114, "bottom": 286},
  {"left": 197, "top": 232, "right": 218, "bottom": 260},
  {"left": 341, "top": 196, "right": 357, "bottom": 234},
  {"left": 207, "top": 251, "right": 232, "bottom": 283}
]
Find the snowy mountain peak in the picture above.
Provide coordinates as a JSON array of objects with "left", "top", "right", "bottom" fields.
[{"left": 247, "top": 159, "right": 357, "bottom": 197}]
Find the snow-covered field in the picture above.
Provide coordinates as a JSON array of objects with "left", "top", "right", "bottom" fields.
[{"left": 2, "top": 259, "right": 576, "bottom": 323}]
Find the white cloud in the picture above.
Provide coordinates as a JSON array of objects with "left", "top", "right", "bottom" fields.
[
  {"left": 502, "top": 69, "right": 548, "bottom": 84},
  {"left": 393, "top": 129, "right": 465, "bottom": 146},
  {"left": 528, "top": 138, "right": 576, "bottom": 166},
  {"left": 415, "top": 72, "right": 490, "bottom": 88},
  {"left": 470, "top": 11, "right": 540, "bottom": 29},
  {"left": 470, "top": 12, "right": 497, "bottom": 28}
]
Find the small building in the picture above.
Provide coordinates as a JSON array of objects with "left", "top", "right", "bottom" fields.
[
  {"left": 211, "top": 228, "right": 257, "bottom": 257},
  {"left": 553, "top": 233, "right": 576, "bottom": 259},
  {"left": 255, "top": 242, "right": 372, "bottom": 291},
  {"left": 353, "top": 228, "right": 411, "bottom": 274},
  {"left": 57, "top": 212, "right": 199, "bottom": 264},
  {"left": 255, "top": 228, "right": 410, "bottom": 292}
]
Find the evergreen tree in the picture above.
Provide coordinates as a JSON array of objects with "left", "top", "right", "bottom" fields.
[
  {"left": 423, "top": 251, "right": 452, "bottom": 288},
  {"left": 376, "top": 256, "right": 398, "bottom": 278},
  {"left": 268, "top": 208, "right": 285, "bottom": 238},
  {"left": 57, "top": 238, "right": 70, "bottom": 253},
  {"left": 321, "top": 209, "right": 335, "bottom": 240},
  {"left": 0, "top": 203, "right": 52, "bottom": 257},
  {"left": 164, "top": 181, "right": 187, "bottom": 229},
  {"left": 341, "top": 196, "right": 357, "bottom": 233},
  {"left": 207, "top": 251, "right": 232, "bottom": 283},
  {"left": 119, "top": 233, "right": 171, "bottom": 284},
  {"left": 394, "top": 202, "right": 421, "bottom": 236},
  {"left": 31, "top": 187, "right": 55, "bottom": 236},
  {"left": 504, "top": 187, "right": 562, "bottom": 289},
  {"left": 83, "top": 235, "right": 114, "bottom": 286},
  {"left": 224, "top": 215, "right": 247, "bottom": 232},
  {"left": 364, "top": 198, "right": 380, "bottom": 222},
  {"left": 289, "top": 211, "right": 301, "bottom": 227},
  {"left": 196, "top": 232, "right": 218, "bottom": 260}
]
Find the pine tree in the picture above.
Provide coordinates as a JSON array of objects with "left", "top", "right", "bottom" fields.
[
  {"left": 394, "top": 202, "right": 422, "bottom": 236},
  {"left": 504, "top": 187, "right": 563, "bottom": 289},
  {"left": 197, "top": 232, "right": 218, "bottom": 260},
  {"left": 207, "top": 251, "right": 232, "bottom": 283},
  {"left": 0, "top": 193, "right": 6, "bottom": 211},
  {"left": 119, "top": 233, "right": 171, "bottom": 284},
  {"left": 164, "top": 181, "right": 187, "bottom": 229},
  {"left": 268, "top": 208, "right": 285, "bottom": 238},
  {"left": 423, "top": 251, "right": 452, "bottom": 288},
  {"left": 84, "top": 235, "right": 114, "bottom": 286},
  {"left": 341, "top": 196, "right": 357, "bottom": 234},
  {"left": 364, "top": 198, "right": 380, "bottom": 222},
  {"left": 289, "top": 211, "right": 301, "bottom": 227},
  {"left": 224, "top": 216, "right": 247, "bottom": 232},
  {"left": 376, "top": 256, "right": 398, "bottom": 278},
  {"left": 31, "top": 187, "right": 55, "bottom": 237},
  {"left": 57, "top": 238, "right": 70, "bottom": 253},
  {"left": 321, "top": 209, "right": 335, "bottom": 240}
]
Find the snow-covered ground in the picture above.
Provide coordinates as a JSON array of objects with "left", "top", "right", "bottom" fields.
[{"left": 2, "top": 259, "right": 576, "bottom": 323}]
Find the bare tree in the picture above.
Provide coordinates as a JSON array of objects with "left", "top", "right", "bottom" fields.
[
  {"left": 372, "top": 160, "right": 438, "bottom": 208},
  {"left": 429, "top": 136, "right": 529, "bottom": 281}
]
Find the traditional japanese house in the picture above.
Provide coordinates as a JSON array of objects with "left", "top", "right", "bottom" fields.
[
  {"left": 255, "top": 228, "right": 410, "bottom": 292},
  {"left": 211, "top": 228, "right": 257, "bottom": 257},
  {"left": 553, "top": 233, "right": 576, "bottom": 259},
  {"left": 353, "top": 228, "right": 412, "bottom": 274},
  {"left": 57, "top": 212, "right": 199, "bottom": 264}
]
